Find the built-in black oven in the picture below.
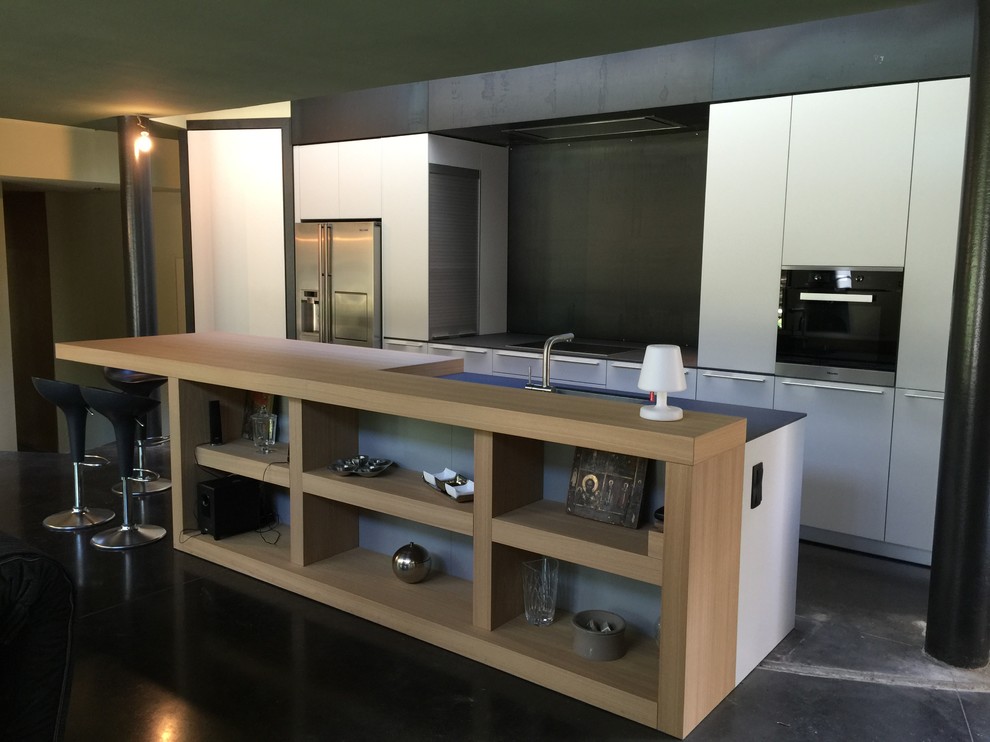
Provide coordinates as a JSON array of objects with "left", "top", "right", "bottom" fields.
[{"left": 776, "top": 268, "right": 903, "bottom": 386}]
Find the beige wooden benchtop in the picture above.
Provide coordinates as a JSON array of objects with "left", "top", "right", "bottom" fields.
[{"left": 56, "top": 331, "right": 745, "bottom": 466}]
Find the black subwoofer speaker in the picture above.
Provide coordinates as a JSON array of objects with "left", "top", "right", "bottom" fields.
[{"left": 197, "top": 475, "right": 263, "bottom": 540}]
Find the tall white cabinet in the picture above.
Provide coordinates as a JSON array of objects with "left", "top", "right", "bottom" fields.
[
  {"left": 187, "top": 127, "right": 287, "bottom": 338},
  {"left": 697, "top": 96, "right": 791, "bottom": 375},
  {"left": 381, "top": 134, "right": 508, "bottom": 342},
  {"left": 884, "top": 77, "right": 969, "bottom": 559}
]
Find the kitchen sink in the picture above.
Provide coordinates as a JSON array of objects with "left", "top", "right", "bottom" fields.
[{"left": 506, "top": 340, "right": 634, "bottom": 357}]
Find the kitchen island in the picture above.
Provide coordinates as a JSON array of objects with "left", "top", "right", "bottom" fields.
[{"left": 56, "top": 332, "right": 792, "bottom": 738}]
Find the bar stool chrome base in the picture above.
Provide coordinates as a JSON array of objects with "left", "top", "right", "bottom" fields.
[
  {"left": 111, "top": 433, "right": 172, "bottom": 495},
  {"left": 80, "top": 386, "right": 168, "bottom": 552},
  {"left": 44, "top": 506, "right": 115, "bottom": 531},
  {"left": 90, "top": 523, "right": 166, "bottom": 550},
  {"left": 112, "top": 470, "right": 172, "bottom": 495},
  {"left": 42, "top": 455, "right": 115, "bottom": 531}
]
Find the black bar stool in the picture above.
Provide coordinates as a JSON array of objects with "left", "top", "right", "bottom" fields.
[
  {"left": 31, "top": 377, "right": 115, "bottom": 531},
  {"left": 81, "top": 387, "right": 167, "bottom": 550},
  {"left": 103, "top": 367, "right": 171, "bottom": 495}
]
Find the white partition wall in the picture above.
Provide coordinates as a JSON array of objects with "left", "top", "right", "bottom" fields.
[{"left": 187, "top": 127, "right": 287, "bottom": 338}]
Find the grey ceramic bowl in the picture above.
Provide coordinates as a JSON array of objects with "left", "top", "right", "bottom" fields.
[{"left": 571, "top": 609, "right": 627, "bottom": 661}]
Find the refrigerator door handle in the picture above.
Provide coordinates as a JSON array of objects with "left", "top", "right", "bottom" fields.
[{"left": 320, "top": 224, "right": 331, "bottom": 343}]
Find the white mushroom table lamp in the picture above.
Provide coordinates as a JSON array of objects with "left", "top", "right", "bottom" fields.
[{"left": 637, "top": 344, "right": 687, "bottom": 421}]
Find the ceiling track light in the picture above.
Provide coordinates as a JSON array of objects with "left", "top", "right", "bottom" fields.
[{"left": 134, "top": 116, "right": 153, "bottom": 157}]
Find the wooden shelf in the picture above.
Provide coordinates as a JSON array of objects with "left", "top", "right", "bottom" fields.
[
  {"left": 195, "top": 439, "right": 290, "bottom": 487},
  {"left": 476, "top": 612, "right": 659, "bottom": 727},
  {"left": 178, "top": 530, "right": 659, "bottom": 727},
  {"left": 492, "top": 500, "right": 662, "bottom": 585},
  {"left": 302, "top": 466, "right": 473, "bottom": 536},
  {"left": 178, "top": 533, "right": 474, "bottom": 638}
]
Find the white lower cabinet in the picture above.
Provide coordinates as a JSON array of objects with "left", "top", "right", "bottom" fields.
[
  {"left": 606, "top": 361, "right": 696, "bottom": 400},
  {"left": 697, "top": 370, "right": 774, "bottom": 408},
  {"left": 492, "top": 349, "right": 542, "bottom": 382},
  {"left": 382, "top": 338, "right": 429, "bottom": 354},
  {"left": 549, "top": 355, "right": 606, "bottom": 386},
  {"left": 427, "top": 343, "right": 493, "bottom": 374},
  {"left": 492, "top": 350, "right": 607, "bottom": 386},
  {"left": 773, "top": 377, "right": 894, "bottom": 540},
  {"left": 885, "top": 389, "right": 944, "bottom": 553}
]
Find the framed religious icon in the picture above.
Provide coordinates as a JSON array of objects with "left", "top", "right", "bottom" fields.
[{"left": 565, "top": 448, "right": 648, "bottom": 528}]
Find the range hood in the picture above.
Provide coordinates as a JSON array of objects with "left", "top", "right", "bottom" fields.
[{"left": 503, "top": 115, "right": 685, "bottom": 142}]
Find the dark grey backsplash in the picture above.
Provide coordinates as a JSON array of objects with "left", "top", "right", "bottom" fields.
[{"left": 506, "top": 130, "right": 708, "bottom": 347}]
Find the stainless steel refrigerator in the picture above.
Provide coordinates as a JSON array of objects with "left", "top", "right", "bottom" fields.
[{"left": 294, "top": 221, "right": 381, "bottom": 347}]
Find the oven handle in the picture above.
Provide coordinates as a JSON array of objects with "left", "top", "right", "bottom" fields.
[
  {"left": 798, "top": 292, "right": 874, "bottom": 303},
  {"left": 780, "top": 379, "right": 885, "bottom": 394}
]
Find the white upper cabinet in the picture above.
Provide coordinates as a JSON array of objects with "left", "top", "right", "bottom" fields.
[
  {"left": 294, "top": 142, "right": 340, "bottom": 220},
  {"left": 294, "top": 139, "right": 383, "bottom": 220},
  {"left": 782, "top": 83, "right": 919, "bottom": 268},
  {"left": 338, "top": 138, "right": 382, "bottom": 218},
  {"left": 698, "top": 96, "right": 792, "bottom": 373},
  {"left": 897, "top": 77, "right": 970, "bottom": 393}
]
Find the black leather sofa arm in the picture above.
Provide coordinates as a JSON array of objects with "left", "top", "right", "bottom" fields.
[{"left": 0, "top": 532, "right": 75, "bottom": 741}]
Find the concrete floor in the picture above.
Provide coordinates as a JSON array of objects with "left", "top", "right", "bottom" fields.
[{"left": 2, "top": 446, "right": 989, "bottom": 741}]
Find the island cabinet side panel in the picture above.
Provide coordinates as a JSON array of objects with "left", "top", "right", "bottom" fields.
[
  {"left": 290, "top": 398, "right": 360, "bottom": 566},
  {"left": 474, "top": 430, "right": 544, "bottom": 630},
  {"left": 658, "top": 445, "right": 744, "bottom": 738},
  {"left": 170, "top": 378, "right": 249, "bottom": 537}
]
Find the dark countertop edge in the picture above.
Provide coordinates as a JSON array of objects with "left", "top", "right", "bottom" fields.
[{"left": 440, "top": 372, "right": 805, "bottom": 442}]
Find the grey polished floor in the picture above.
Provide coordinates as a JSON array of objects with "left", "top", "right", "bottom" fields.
[{"left": 2, "top": 447, "right": 988, "bottom": 741}]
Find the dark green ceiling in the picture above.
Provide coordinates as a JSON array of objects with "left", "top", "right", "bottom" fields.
[{"left": 0, "top": 0, "right": 930, "bottom": 127}]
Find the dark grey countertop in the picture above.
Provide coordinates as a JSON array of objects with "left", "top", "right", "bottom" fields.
[
  {"left": 428, "top": 333, "right": 699, "bottom": 367},
  {"left": 441, "top": 372, "right": 804, "bottom": 442}
]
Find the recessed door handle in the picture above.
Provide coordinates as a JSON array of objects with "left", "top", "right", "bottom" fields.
[
  {"left": 703, "top": 372, "right": 766, "bottom": 383},
  {"left": 780, "top": 379, "right": 885, "bottom": 394}
]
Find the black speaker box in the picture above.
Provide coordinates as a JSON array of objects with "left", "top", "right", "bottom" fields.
[
  {"left": 208, "top": 400, "right": 223, "bottom": 444},
  {"left": 197, "top": 475, "right": 263, "bottom": 540}
]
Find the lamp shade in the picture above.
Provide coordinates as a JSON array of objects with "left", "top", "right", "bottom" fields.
[{"left": 637, "top": 345, "right": 687, "bottom": 393}]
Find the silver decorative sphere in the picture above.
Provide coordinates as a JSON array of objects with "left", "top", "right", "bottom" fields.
[{"left": 391, "top": 542, "right": 432, "bottom": 584}]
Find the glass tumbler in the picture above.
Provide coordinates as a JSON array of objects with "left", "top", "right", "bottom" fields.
[
  {"left": 522, "top": 557, "right": 559, "bottom": 626},
  {"left": 251, "top": 406, "right": 277, "bottom": 454}
]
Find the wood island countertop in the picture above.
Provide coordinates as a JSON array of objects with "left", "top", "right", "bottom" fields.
[{"left": 56, "top": 332, "right": 745, "bottom": 466}]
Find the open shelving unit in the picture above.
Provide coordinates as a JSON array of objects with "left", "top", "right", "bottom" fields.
[{"left": 56, "top": 332, "right": 747, "bottom": 739}]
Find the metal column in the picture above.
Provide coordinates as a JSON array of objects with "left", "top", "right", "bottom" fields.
[
  {"left": 926, "top": 0, "right": 990, "bottom": 669},
  {"left": 117, "top": 115, "right": 158, "bottom": 338},
  {"left": 116, "top": 115, "right": 162, "bottom": 437}
]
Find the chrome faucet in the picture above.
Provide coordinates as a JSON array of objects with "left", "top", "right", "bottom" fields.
[{"left": 525, "top": 333, "right": 574, "bottom": 392}]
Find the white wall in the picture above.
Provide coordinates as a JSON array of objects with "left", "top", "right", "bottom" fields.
[{"left": 187, "top": 128, "right": 286, "bottom": 338}]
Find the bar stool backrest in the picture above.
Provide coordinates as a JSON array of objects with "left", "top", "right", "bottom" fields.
[
  {"left": 32, "top": 378, "right": 88, "bottom": 464},
  {"left": 80, "top": 387, "right": 159, "bottom": 481}
]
